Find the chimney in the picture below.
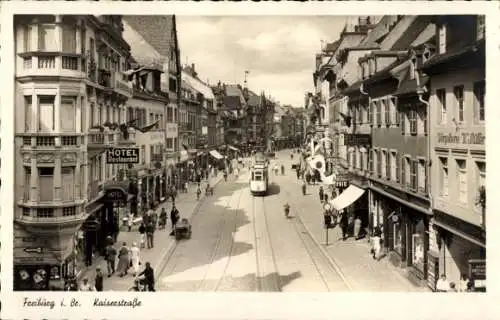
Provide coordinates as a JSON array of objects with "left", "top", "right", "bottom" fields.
[{"left": 191, "top": 63, "right": 195, "bottom": 72}]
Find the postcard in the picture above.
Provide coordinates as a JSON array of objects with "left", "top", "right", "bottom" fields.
[{"left": 0, "top": 1, "right": 498, "bottom": 319}]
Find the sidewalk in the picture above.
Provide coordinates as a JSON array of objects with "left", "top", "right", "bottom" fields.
[
  {"left": 276, "top": 153, "right": 428, "bottom": 292},
  {"left": 77, "top": 172, "right": 224, "bottom": 291}
]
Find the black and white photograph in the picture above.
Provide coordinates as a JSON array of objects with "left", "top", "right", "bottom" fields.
[{"left": 1, "top": 1, "right": 498, "bottom": 319}]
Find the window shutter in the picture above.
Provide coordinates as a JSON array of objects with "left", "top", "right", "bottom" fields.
[
  {"left": 415, "top": 160, "right": 420, "bottom": 193},
  {"left": 424, "top": 160, "right": 428, "bottom": 194},
  {"left": 369, "top": 149, "right": 373, "bottom": 174},
  {"left": 377, "top": 150, "right": 381, "bottom": 177},
  {"left": 368, "top": 101, "right": 372, "bottom": 124},
  {"left": 385, "top": 98, "right": 391, "bottom": 126},
  {"left": 401, "top": 157, "right": 405, "bottom": 186},
  {"left": 396, "top": 153, "right": 400, "bottom": 182},
  {"left": 377, "top": 101, "right": 381, "bottom": 126},
  {"left": 401, "top": 109, "right": 406, "bottom": 134}
]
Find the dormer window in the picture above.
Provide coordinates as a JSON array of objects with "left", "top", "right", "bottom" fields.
[{"left": 438, "top": 24, "right": 447, "bottom": 54}]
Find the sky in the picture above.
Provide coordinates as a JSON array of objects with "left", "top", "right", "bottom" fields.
[{"left": 176, "top": 16, "right": 347, "bottom": 108}]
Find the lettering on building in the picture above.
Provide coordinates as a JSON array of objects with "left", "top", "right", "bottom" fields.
[
  {"left": 437, "top": 133, "right": 485, "bottom": 145},
  {"left": 106, "top": 148, "right": 140, "bottom": 164}
]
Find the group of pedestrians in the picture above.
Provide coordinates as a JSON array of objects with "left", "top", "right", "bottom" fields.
[{"left": 436, "top": 274, "right": 474, "bottom": 292}]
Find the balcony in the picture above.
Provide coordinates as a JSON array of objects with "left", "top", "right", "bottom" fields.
[
  {"left": 97, "top": 69, "right": 113, "bottom": 89},
  {"left": 17, "top": 53, "right": 85, "bottom": 80},
  {"left": 87, "top": 131, "right": 115, "bottom": 150}
]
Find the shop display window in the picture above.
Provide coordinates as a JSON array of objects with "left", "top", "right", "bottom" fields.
[
  {"left": 393, "top": 223, "right": 402, "bottom": 254},
  {"left": 413, "top": 233, "right": 425, "bottom": 271}
]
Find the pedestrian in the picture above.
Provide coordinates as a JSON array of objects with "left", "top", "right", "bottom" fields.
[
  {"left": 281, "top": 164, "right": 285, "bottom": 175},
  {"left": 138, "top": 222, "right": 146, "bottom": 249},
  {"left": 94, "top": 268, "right": 103, "bottom": 292},
  {"left": 319, "top": 186, "right": 324, "bottom": 202},
  {"left": 449, "top": 282, "right": 458, "bottom": 292},
  {"left": 137, "top": 262, "right": 155, "bottom": 292},
  {"left": 170, "top": 205, "right": 180, "bottom": 234},
  {"left": 130, "top": 242, "right": 141, "bottom": 277},
  {"left": 324, "top": 193, "right": 329, "bottom": 204},
  {"left": 79, "top": 277, "right": 95, "bottom": 291},
  {"left": 436, "top": 274, "right": 450, "bottom": 292},
  {"left": 159, "top": 208, "right": 167, "bottom": 230},
  {"left": 105, "top": 241, "right": 117, "bottom": 277},
  {"left": 296, "top": 168, "right": 300, "bottom": 179},
  {"left": 117, "top": 242, "right": 130, "bottom": 277},
  {"left": 184, "top": 181, "right": 189, "bottom": 193},
  {"left": 196, "top": 185, "right": 202, "bottom": 200},
  {"left": 354, "top": 216, "right": 362, "bottom": 240},
  {"left": 305, "top": 172, "right": 311, "bottom": 184},
  {"left": 223, "top": 171, "right": 228, "bottom": 182},
  {"left": 146, "top": 220, "right": 155, "bottom": 249},
  {"left": 371, "top": 227, "right": 382, "bottom": 261},
  {"left": 459, "top": 274, "right": 470, "bottom": 292},
  {"left": 340, "top": 212, "right": 349, "bottom": 241},
  {"left": 127, "top": 212, "right": 134, "bottom": 232}
]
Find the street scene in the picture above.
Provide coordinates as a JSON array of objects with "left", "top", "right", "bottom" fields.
[{"left": 12, "top": 14, "right": 486, "bottom": 293}]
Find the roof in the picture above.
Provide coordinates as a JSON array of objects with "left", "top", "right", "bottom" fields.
[
  {"left": 393, "top": 75, "right": 429, "bottom": 97},
  {"left": 356, "top": 16, "right": 394, "bottom": 48},
  {"left": 342, "top": 80, "right": 363, "bottom": 96},
  {"left": 410, "top": 23, "right": 436, "bottom": 47},
  {"left": 223, "top": 96, "right": 243, "bottom": 110},
  {"left": 182, "top": 71, "right": 215, "bottom": 100},
  {"left": 420, "top": 39, "right": 485, "bottom": 73},
  {"left": 325, "top": 40, "right": 341, "bottom": 53},
  {"left": 363, "top": 59, "right": 403, "bottom": 86},
  {"left": 225, "top": 84, "right": 242, "bottom": 96},
  {"left": 389, "top": 16, "right": 435, "bottom": 51},
  {"left": 247, "top": 91, "right": 261, "bottom": 107},
  {"left": 123, "top": 15, "right": 174, "bottom": 57}
]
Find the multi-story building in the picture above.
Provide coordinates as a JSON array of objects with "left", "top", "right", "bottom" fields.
[
  {"left": 123, "top": 15, "right": 182, "bottom": 181},
  {"left": 212, "top": 83, "right": 226, "bottom": 148},
  {"left": 179, "top": 78, "right": 200, "bottom": 152},
  {"left": 221, "top": 84, "right": 247, "bottom": 146},
  {"left": 13, "top": 15, "right": 134, "bottom": 289},
  {"left": 421, "top": 15, "right": 486, "bottom": 291}
]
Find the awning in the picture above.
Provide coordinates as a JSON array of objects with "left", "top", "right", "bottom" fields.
[
  {"left": 228, "top": 145, "right": 239, "bottom": 151},
  {"left": 209, "top": 150, "right": 224, "bottom": 160},
  {"left": 433, "top": 219, "right": 485, "bottom": 248},
  {"left": 330, "top": 185, "right": 366, "bottom": 211}
]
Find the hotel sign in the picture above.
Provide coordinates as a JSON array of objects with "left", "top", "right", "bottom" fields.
[
  {"left": 437, "top": 133, "right": 485, "bottom": 145},
  {"left": 106, "top": 148, "right": 140, "bottom": 164},
  {"left": 344, "top": 134, "right": 371, "bottom": 146}
]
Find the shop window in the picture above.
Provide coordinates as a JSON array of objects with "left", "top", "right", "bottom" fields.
[
  {"left": 39, "top": 167, "right": 54, "bottom": 202},
  {"left": 439, "top": 157, "right": 449, "bottom": 197},
  {"left": 393, "top": 223, "right": 402, "bottom": 254},
  {"left": 437, "top": 89, "right": 447, "bottom": 125},
  {"left": 412, "top": 232, "right": 425, "bottom": 271},
  {"left": 454, "top": 85, "right": 465, "bottom": 123},
  {"left": 473, "top": 81, "right": 485, "bottom": 123},
  {"left": 61, "top": 167, "right": 75, "bottom": 201},
  {"left": 456, "top": 159, "right": 468, "bottom": 204}
]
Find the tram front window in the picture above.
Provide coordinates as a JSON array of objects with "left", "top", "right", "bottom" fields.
[{"left": 254, "top": 174, "right": 262, "bottom": 181}]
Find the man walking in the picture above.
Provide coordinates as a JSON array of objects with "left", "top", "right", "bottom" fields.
[
  {"left": 94, "top": 268, "right": 104, "bottom": 292},
  {"left": 105, "top": 241, "right": 117, "bottom": 277},
  {"left": 146, "top": 220, "right": 155, "bottom": 249}
]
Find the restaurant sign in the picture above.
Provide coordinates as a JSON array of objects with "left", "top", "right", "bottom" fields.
[
  {"left": 437, "top": 132, "right": 485, "bottom": 145},
  {"left": 344, "top": 134, "right": 371, "bottom": 146}
]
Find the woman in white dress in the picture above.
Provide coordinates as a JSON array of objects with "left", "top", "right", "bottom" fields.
[{"left": 130, "top": 242, "right": 141, "bottom": 277}]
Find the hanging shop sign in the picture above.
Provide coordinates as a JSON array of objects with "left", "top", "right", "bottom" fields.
[
  {"left": 344, "top": 134, "right": 371, "bottom": 146},
  {"left": 106, "top": 148, "right": 140, "bottom": 164},
  {"left": 335, "top": 174, "right": 350, "bottom": 188},
  {"left": 468, "top": 259, "right": 486, "bottom": 291}
]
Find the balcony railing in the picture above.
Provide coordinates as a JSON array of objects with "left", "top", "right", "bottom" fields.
[
  {"left": 38, "top": 56, "right": 56, "bottom": 69},
  {"left": 19, "top": 53, "right": 86, "bottom": 78},
  {"left": 115, "top": 131, "right": 136, "bottom": 145}
]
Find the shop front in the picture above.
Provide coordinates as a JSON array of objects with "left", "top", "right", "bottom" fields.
[
  {"left": 433, "top": 209, "right": 486, "bottom": 292},
  {"left": 370, "top": 181, "right": 431, "bottom": 286},
  {"left": 330, "top": 184, "right": 368, "bottom": 236}
]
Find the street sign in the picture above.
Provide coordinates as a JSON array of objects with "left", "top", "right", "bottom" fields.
[{"left": 106, "top": 148, "right": 140, "bottom": 164}]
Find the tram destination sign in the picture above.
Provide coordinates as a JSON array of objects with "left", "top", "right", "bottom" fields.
[{"left": 106, "top": 148, "right": 140, "bottom": 164}]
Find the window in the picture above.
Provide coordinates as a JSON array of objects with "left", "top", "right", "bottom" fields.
[
  {"left": 409, "top": 107, "right": 417, "bottom": 135},
  {"left": 476, "top": 161, "right": 485, "bottom": 189},
  {"left": 141, "top": 145, "right": 146, "bottom": 164},
  {"left": 376, "top": 100, "right": 381, "bottom": 126},
  {"left": 90, "top": 102, "right": 95, "bottom": 127},
  {"left": 62, "top": 25, "right": 77, "bottom": 53},
  {"left": 369, "top": 149, "right": 374, "bottom": 174},
  {"left": 473, "top": 81, "right": 485, "bottom": 122},
  {"left": 418, "top": 107, "right": 427, "bottom": 135},
  {"left": 405, "top": 157, "right": 412, "bottom": 189},
  {"left": 367, "top": 101, "right": 372, "bottom": 124},
  {"left": 23, "top": 208, "right": 31, "bottom": 217},
  {"left": 24, "top": 96, "right": 32, "bottom": 132},
  {"left": 390, "top": 152, "right": 397, "bottom": 182},
  {"left": 24, "top": 26, "right": 32, "bottom": 52},
  {"left": 454, "top": 86, "right": 464, "bottom": 122},
  {"left": 439, "top": 157, "right": 449, "bottom": 197},
  {"left": 418, "top": 159, "right": 426, "bottom": 194},
  {"left": 90, "top": 38, "right": 95, "bottom": 59},
  {"left": 391, "top": 97, "right": 399, "bottom": 126},
  {"left": 38, "top": 25, "right": 57, "bottom": 51},
  {"left": 38, "top": 96, "right": 55, "bottom": 132},
  {"left": 457, "top": 159, "right": 468, "bottom": 204},
  {"left": 61, "top": 167, "right": 75, "bottom": 201},
  {"left": 377, "top": 150, "right": 382, "bottom": 177},
  {"left": 39, "top": 167, "right": 54, "bottom": 202},
  {"left": 410, "top": 159, "right": 418, "bottom": 191},
  {"left": 24, "top": 167, "right": 31, "bottom": 201},
  {"left": 401, "top": 109, "right": 407, "bottom": 134},
  {"left": 167, "top": 107, "right": 173, "bottom": 122},
  {"left": 438, "top": 24, "right": 446, "bottom": 54},
  {"left": 437, "top": 89, "right": 447, "bottom": 124},
  {"left": 385, "top": 150, "right": 390, "bottom": 180},
  {"left": 166, "top": 138, "right": 173, "bottom": 149},
  {"left": 360, "top": 149, "right": 365, "bottom": 171},
  {"left": 60, "top": 96, "right": 76, "bottom": 132},
  {"left": 384, "top": 99, "right": 390, "bottom": 126},
  {"left": 476, "top": 16, "right": 485, "bottom": 40}
]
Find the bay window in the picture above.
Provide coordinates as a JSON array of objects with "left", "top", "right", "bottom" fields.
[
  {"left": 60, "top": 96, "right": 76, "bottom": 132},
  {"left": 62, "top": 25, "right": 77, "bottom": 53},
  {"left": 25, "top": 96, "right": 32, "bottom": 132},
  {"left": 39, "top": 167, "right": 54, "bottom": 202},
  {"left": 38, "top": 96, "right": 55, "bottom": 132},
  {"left": 38, "top": 24, "right": 58, "bottom": 51},
  {"left": 24, "top": 26, "right": 33, "bottom": 52},
  {"left": 24, "top": 167, "right": 31, "bottom": 201},
  {"left": 61, "top": 167, "right": 75, "bottom": 201}
]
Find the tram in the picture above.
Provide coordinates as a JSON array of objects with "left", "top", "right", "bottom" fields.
[{"left": 250, "top": 162, "right": 269, "bottom": 196}]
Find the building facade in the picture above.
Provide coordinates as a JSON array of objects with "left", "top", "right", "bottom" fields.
[
  {"left": 422, "top": 15, "right": 486, "bottom": 291},
  {"left": 14, "top": 15, "right": 134, "bottom": 290}
]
